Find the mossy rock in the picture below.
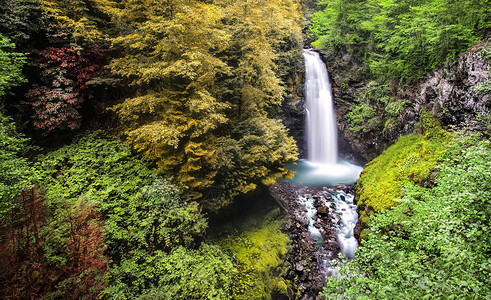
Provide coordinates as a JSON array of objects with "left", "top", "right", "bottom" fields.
[{"left": 355, "top": 114, "right": 454, "bottom": 238}]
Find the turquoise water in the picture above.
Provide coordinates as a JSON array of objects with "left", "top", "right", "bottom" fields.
[{"left": 285, "top": 159, "right": 363, "bottom": 186}]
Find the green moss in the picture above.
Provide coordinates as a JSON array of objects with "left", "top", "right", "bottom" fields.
[
  {"left": 217, "top": 209, "right": 290, "bottom": 300},
  {"left": 355, "top": 114, "right": 453, "bottom": 237}
]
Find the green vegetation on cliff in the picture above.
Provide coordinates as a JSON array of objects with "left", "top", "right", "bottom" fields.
[
  {"left": 323, "top": 133, "right": 491, "bottom": 299},
  {"left": 355, "top": 114, "right": 453, "bottom": 237}
]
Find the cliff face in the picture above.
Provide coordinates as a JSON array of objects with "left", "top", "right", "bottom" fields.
[
  {"left": 332, "top": 44, "right": 489, "bottom": 161},
  {"left": 413, "top": 46, "right": 489, "bottom": 127}
]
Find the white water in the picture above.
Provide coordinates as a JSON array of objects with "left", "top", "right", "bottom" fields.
[
  {"left": 296, "top": 50, "right": 360, "bottom": 276},
  {"left": 287, "top": 50, "right": 363, "bottom": 187},
  {"left": 333, "top": 192, "right": 358, "bottom": 258},
  {"left": 304, "top": 49, "right": 338, "bottom": 164},
  {"left": 299, "top": 189, "right": 358, "bottom": 277}
]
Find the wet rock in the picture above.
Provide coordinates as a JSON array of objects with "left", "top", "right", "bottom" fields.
[
  {"left": 269, "top": 182, "right": 347, "bottom": 299},
  {"left": 317, "top": 206, "right": 329, "bottom": 216}
]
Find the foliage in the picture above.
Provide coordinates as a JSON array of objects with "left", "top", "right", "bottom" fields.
[
  {"left": 26, "top": 46, "right": 108, "bottom": 132},
  {"left": 39, "top": 0, "right": 109, "bottom": 44},
  {"left": 345, "top": 81, "right": 413, "bottom": 141},
  {"left": 29, "top": 0, "right": 301, "bottom": 207},
  {"left": 53, "top": 199, "right": 108, "bottom": 299},
  {"left": 107, "top": 243, "right": 236, "bottom": 300},
  {"left": 310, "top": 0, "right": 487, "bottom": 81},
  {"left": 212, "top": 116, "right": 298, "bottom": 205},
  {"left": 107, "top": 0, "right": 233, "bottom": 202},
  {"left": 473, "top": 39, "right": 491, "bottom": 95},
  {"left": 109, "top": 0, "right": 300, "bottom": 206},
  {"left": 0, "top": 188, "right": 50, "bottom": 298},
  {"left": 355, "top": 114, "right": 453, "bottom": 237},
  {"left": 0, "top": 0, "right": 45, "bottom": 48},
  {"left": 218, "top": 0, "right": 303, "bottom": 115},
  {"left": 322, "top": 133, "right": 491, "bottom": 299},
  {"left": 0, "top": 112, "right": 34, "bottom": 220},
  {"left": 217, "top": 209, "right": 291, "bottom": 299},
  {"left": 309, "top": 0, "right": 370, "bottom": 54},
  {"left": 0, "top": 34, "right": 25, "bottom": 101},
  {"left": 0, "top": 188, "right": 108, "bottom": 299},
  {"left": 36, "top": 133, "right": 210, "bottom": 297}
]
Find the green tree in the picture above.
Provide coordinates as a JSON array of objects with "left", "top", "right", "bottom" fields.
[
  {"left": 0, "top": 35, "right": 25, "bottom": 102},
  {"left": 310, "top": 0, "right": 487, "bottom": 81},
  {"left": 0, "top": 112, "right": 34, "bottom": 220}
]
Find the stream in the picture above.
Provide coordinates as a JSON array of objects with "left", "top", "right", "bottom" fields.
[
  {"left": 299, "top": 189, "right": 358, "bottom": 276},
  {"left": 281, "top": 49, "right": 363, "bottom": 296}
]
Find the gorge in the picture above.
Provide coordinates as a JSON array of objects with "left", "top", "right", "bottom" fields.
[
  {"left": 271, "top": 48, "right": 364, "bottom": 298},
  {"left": 0, "top": 0, "right": 489, "bottom": 299}
]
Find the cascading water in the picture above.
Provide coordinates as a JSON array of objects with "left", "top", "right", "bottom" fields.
[
  {"left": 286, "top": 49, "right": 363, "bottom": 187},
  {"left": 304, "top": 49, "right": 338, "bottom": 165},
  {"left": 288, "top": 49, "right": 363, "bottom": 280},
  {"left": 299, "top": 189, "right": 359, "bottom": 277}
]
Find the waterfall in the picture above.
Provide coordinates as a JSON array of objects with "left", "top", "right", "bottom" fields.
[
  {"left": 285, "top": 50, "right": 363, "bottom": 187},
  {"left": 304, "top": 49, "right": 338, "bottom": 165},
  {"left": 284, "top": 49, "right": 363, "bottom": 284}
]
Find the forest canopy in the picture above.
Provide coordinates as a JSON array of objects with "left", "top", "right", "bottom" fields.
[{"left": 309, "top": 0, "right": 487, "bottom": 81}]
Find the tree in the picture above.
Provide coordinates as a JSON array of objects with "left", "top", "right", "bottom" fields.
[
  {"left": 0, "top": 0, "right": 45, "bottom": 49},
  {"left": 310, "top": 0, "right": 487, "bottom": 81},
  {"left": 59, "top": 200, "right": 108, "bottom": 299},
  {"left": 26, "top": 45, "right": 108, "bottom": 132},
  {"left": 0, "top": 34, "right": 25, "bottom": 102},
  {"left": 39, "top": 0, "right": 109, "bottom": 44},
  {"left": 108, "top": 0, "right": 231, "bottom": 199},
  {"left": 0, "top": 112, "right": 34, "bottom": 220},
  {"left": 110, "top": 0, "right": 300, "bottom": 206},
  {"left": 0, "top": 188, "right": 50, "bottom": 299}
]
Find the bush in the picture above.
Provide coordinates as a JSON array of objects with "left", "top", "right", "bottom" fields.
[
  {"left": 0, "top": 112, "right": 34, "bottom": 220},
  {"left": 217, "top": 209, "right": 291, "bottom": 299},
  {"left": 36, "top": 133, "right": 209, "bottom": 297},
  {"left": 110, "top": 244, "right": 237, "bottom": 300}
]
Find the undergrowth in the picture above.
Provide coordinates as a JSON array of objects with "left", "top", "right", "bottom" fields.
[
  {"left": 323, "top": 133, "right": 491, "bottom": 299},
  {"left": 216, "top": 209, "right": 291, "bottom": 299}
]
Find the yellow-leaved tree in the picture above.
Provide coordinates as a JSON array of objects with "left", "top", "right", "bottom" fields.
[
  {"left": 218, "top": 0, "right": 303, "bottom": 116},
  {"left": 40, "top": 0, "right": 303, "bottom": 208},
  {"left": 107, "top": 0, "right": 231, "bottom": 201},
  {"left": 107, "top": 0, "right": 302, "bottom": 207},
  {"left": 40, "top": 0, "right": 110, "bottom": 43}
]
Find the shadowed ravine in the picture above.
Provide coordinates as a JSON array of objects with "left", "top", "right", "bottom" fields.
[{"left": 277, "top": 49, "right": 364, "bottom": 298}]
